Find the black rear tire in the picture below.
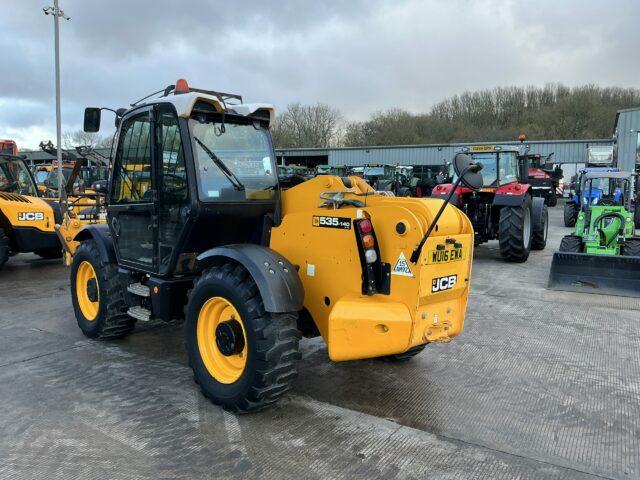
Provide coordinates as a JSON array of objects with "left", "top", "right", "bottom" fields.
[
  {"left": 381, "top": 344, "right": 426, "bottom": 362},
  {"left": 186, "top": 263, "right": 301, "bottom": 413},
  {"left": 559, "top": 235, "right": 583, "bottom": 253},
  {"left": 0, "top": 228, "right": 9, "bottom": 271},
  {"left": 34, "top": 247, "right": 62, "bottom": 259},
  {"left": 70, "top": 240, "right": 135, "bottom": 339},
  {"left": 622, "top": 238, "right": 640, "bottom": 256},
  {"left": 564, "top": 203, "right": 578, "bottom": 227},
  {"left": 498, "top": 195, "right": 532, "bottom": 263},
  {"left": 531, "top": 198, "right": 548, "bottom": 251}
]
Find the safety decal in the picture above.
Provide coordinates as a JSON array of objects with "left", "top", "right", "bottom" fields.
[
  {"left": 312, "top": 215, "right": 351, "bottom": 230},
  {"left": 392, "top": 252, "right": 413, "bottom": 277}
]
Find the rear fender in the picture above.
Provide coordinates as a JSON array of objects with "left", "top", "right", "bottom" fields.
[
  {"left": 197, "top": 244, "right": 304, "bottom": 313},
  {"left": 73, "top": 224, "right": 116, "bottom": 263},
  {"left": 493, "top": 184, "right": 531, "bottom": 207}
]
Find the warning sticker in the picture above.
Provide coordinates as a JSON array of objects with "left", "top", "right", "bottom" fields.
[{"left": 392, "top": 252, "right": 414, "bottom": 277}]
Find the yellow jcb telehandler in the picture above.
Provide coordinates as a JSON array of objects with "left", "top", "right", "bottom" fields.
[{"left": 64, "top": 79, "right": 483, "bottom": 412}]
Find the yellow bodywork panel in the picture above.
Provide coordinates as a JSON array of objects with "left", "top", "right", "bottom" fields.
[
  {"left": 269, "top": 175, "right": 474, "bottom": 361},
  {"left": 0, "top": 194, "right": 56, "bottom": 233}
]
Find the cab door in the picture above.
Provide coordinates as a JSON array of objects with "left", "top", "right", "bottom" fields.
[{"left": 108, "top": 107, "right": 157, "bottom": 271}]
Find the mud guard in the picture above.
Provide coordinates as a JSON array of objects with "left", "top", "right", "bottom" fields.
[
  {"left": 197, "top": 244, "right": 304, "bottom": 313},
  {"left": 548, "top": 252, "right": 640, "bottom": 297},
  {"left": 73, "top": 224, "right": 116, "bottom": 263}
]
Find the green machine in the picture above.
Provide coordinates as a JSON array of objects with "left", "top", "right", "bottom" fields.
[{"left": 548, "top": 170, "right": 640, "bottom": 296}]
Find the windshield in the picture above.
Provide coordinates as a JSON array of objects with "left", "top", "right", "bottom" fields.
[
  {"left": 35, "top": 170, "right": 49, "bottom": 184},
  {"left": 45, "top": 167, "right": 74, "bottom": 189},
  {"left": 0, "top": 156, "right": 37, "bottom": 196},
  {"left": 469, "top": 153, "right": 498, "bottom": 186},
  {"left": 189, "top": 119, "right": 277, "bottom": 201}
]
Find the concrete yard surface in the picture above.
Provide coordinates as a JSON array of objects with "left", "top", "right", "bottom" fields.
[{"left": 0, "top": 206, "right": 639, "bottom": 479}]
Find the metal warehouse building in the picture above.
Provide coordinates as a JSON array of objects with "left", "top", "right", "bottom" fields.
[
  {"left": 614, "top": 107, "right": 640, "bottom": 173},
  {"left": 276, "top": 139, "right": 612, "bottom": 169}
]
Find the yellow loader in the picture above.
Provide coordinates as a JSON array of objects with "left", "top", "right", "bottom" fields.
[{"left": 65, "top": 79, "right": 483, "bottom": 412}]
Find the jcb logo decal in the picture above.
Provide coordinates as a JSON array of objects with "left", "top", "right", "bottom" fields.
[
  {"left": 312, "top": 215, "right": 351, "bottom": 230},
  {"left": 18, "top": 212, "right": 45, "bottom": 222},
  {"left": 432, "top": 275, "right": 457, "bottom": 293}
]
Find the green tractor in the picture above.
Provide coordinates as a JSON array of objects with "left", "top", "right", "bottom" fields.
[{"left": 549, "top": 170, "right": 640, "bottom": 296}]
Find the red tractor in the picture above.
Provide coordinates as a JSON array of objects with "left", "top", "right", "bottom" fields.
[
  {"left": 431, "top": 144, "right": 548, "bottom": 262},
  {"left": 526, "top": 152, "right": 562, "bottom": 207}
]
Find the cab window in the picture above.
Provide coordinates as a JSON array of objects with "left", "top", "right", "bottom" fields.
[
  {"left": 112, "top": 112, "right": 152, "bottom": 203},
  {"left": 500, "top": 152, "right": 519, "bottom": 184}
]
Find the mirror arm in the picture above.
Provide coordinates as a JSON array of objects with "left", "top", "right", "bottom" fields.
[{"left": 409, "top": 165, "right": 473, "bottom": 264}]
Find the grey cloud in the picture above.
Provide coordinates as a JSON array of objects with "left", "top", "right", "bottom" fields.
[{"left": 1, "top": 0, "right": 639, "bottom": 148}]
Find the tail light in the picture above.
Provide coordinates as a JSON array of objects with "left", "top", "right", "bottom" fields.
[{"left": 354, "top": 217, "right": 390, "bottom": 296}]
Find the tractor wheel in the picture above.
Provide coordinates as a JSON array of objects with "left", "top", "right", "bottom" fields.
[
  {"left": 634, "top": 207, "right": 640, "bottom": 230},
  {"left": 381, "top": 344, "right": 426, "bottom": 362},
  {"left": 0, "top": 228, "right": 9, "bottom": 271},
  {"left": 70, "top": 240, "right": 134, "bottom": 339},
  {"left": 33, "top": 247, "right": 62, "bottom": 259},
  {"left": 622, "top": 238, "right": 640, "bottom": 256},
  {"left": 531, "top": 198, "right": 548, "bottom": 251},
  {"left": 498, "top": 195, "right": 532, "bottom": 263},
  {"left": 564, "top": 203, "right": 577, "bottom": 227},
  {"left": 559, "top": 235, "right": 583, "bottom": 253},
  {"left": 546, "top": 193, "right": 558, "bottom": 207},
  {"left": 185, "top": 263, "right": 301, "bottom": 413}
]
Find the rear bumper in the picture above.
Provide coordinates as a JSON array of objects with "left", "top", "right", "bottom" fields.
[{"left": 326, "top": 293, "right": 467, "bottom": 361}]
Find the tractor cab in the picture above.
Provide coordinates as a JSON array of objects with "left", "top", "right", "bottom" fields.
[
  {"left": 82, "top": 80, "right": 278, "bottom": 277},
  {"left": 0, "top": 154, "right": 39, "bottom": 196}
]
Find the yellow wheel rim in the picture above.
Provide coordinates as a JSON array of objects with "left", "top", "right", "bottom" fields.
[
  {"left": 76, "top": 261, "right": 99, "bottom": 321},
  {"left": 197, "top": 297, "right": 248, "bottom": 384}
]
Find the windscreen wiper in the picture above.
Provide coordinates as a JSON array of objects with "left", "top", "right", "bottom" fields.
[{"left": 194, "top": 137, "right": 245, "bottom": 191}]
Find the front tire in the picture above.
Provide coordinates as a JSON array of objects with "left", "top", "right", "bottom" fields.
[
  {"left": 70, "top": 240, "right": 134, "bottom": 339},
  {"left": 186, "top": 263, "right": 301, "bottom": 413},
  {"left": 559, "top": 235, "right": 583, "bottom": 253},
  {"left": 0, "top": 228, "right": 9, "bottom": 271},
  {"left": 498, "top": 195, "right": 532, "bottom": 262},
  {"left": 622, "top": 238, "right": 640, "bottom": 256},
  {"left": 564, "top": 203, "right": 577, "bottom": 227},
  {"left": 546, "top": 193, "right": 558, "bottom": 207},
  {"left": 531, "top": 198, "right": 548, "bottom": 250}
]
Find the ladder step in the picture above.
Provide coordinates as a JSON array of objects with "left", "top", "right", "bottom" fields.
[
  {"left": 127, "top": 283, "right": 150, "bottom": 297},
  {"left": 127, "top": 306, "right": 152, "bottom": 322}
]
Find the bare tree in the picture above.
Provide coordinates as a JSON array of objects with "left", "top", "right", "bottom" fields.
[
  {"left": 272, "top": 103, "right": 344, "bottom": 148},
  {"left": 63, "top": 129, "right": 113, "bottom": 149}
]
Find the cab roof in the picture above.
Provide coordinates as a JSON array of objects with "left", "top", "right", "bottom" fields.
[{"left": 135, "top": 87, "right": 276, "bottom": 127}]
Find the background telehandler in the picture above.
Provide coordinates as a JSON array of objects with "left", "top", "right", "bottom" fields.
[{"left": 66, "top": 79, "right": 483, "bottom": 412}]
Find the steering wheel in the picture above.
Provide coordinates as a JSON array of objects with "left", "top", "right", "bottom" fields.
[
  {"left": 163, "top": 173, "right": 188, "bottom": 193},
  {"left": 598, "top": 198, "right": 617, "bottom": 206}
]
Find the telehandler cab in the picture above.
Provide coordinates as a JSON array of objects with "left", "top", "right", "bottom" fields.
[{"left": 67, "top": 79, "right": 482, "bottom": 412}]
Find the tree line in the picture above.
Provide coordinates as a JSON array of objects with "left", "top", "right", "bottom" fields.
[{"left": 272, "top": 84, "right": 640, "bottom": 149}]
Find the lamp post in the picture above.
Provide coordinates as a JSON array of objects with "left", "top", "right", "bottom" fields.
[{"left": 43, "top": 1, "right": 70, "bottom": 201}]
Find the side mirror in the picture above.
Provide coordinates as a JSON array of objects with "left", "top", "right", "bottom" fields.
[
  {"left": 84, "top": 108, "right": 101, "bottom": 132},
  {"left": 92, "top": 179, "right": 108, "bottom": 195},
  {"left": 453, "top": 153, "right": 483, "bottom": 191}
]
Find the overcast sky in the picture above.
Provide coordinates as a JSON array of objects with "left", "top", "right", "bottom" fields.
[{"left": 2, "top": 0, "right": 639, "bottom": 149}]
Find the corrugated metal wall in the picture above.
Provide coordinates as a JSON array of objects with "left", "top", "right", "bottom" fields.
[
  {"left": 277, "top": 139, "right": 612, "bottom": 167},
  {"left": 614, "top": 108, "right": 640, "bottom": 172},
  {"left": 326, "top": 139, "right": 611, "bottom": 166}
]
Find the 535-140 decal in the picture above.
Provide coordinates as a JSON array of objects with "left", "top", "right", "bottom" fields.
[{"left": 312, "top": 215, "right": 351, "bottom": 230}]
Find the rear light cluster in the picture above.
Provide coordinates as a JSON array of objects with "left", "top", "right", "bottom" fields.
[
  {"left": 358, "top": 219, "right": 377, "bottom": 264},
  {"left": 354, "top": 217, "right": 391, "bottom": 296}
]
